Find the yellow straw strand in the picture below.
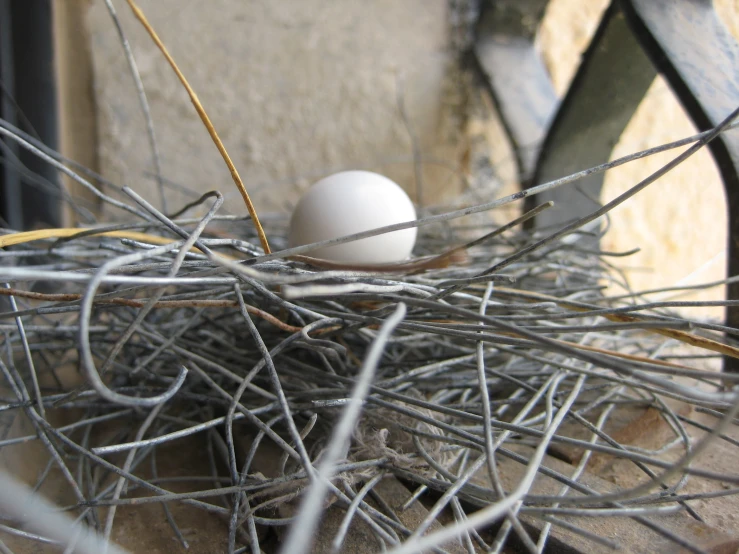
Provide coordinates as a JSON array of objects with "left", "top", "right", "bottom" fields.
[
  {"left": 0, "top": 228, "right": 165, "bottom": 248},
  {"left": 123, "top": 0, "right": 271, "bottom": 254},
  {"left": 0, "top": 228, "right": 238, "bottom": 260}
]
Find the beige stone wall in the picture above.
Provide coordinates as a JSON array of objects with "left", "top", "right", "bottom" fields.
[
  {"left": 538, "top": 0, "right": 737, "bottom": 320},
  {"left": 85, "top": 0, "right": 469, "bottom": 217}
]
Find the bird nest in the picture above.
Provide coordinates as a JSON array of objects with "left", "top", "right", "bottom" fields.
[{"left": 0, "top": 153, "right": 738, "bottom": 552}]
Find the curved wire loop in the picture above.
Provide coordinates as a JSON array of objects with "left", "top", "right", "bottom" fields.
[{"left": 78, "top": 241, "right": 189, "bottom": 407}]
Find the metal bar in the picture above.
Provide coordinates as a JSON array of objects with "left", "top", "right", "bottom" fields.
[
  {"left": 0, "top": 0, "right": 23, "bottom": 230},
  {"left": 473, "top": 0, "right": 558, "bottom": 183},
  {"left": 524, "top": 3, "right": 657, "bottom": 235},
  {"left": 11, "top": 0, "right": 61, "bottom": 229},
  {"left": 0, "top": 0, "right": 60, "bottom": 230},
  {"left": 619, "top": 0, "right": 739, "bottom": 372}
]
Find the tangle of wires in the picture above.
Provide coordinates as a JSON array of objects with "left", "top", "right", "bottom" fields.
[{"left": 0, "top": 117, "right": 738, "bottom": 553}]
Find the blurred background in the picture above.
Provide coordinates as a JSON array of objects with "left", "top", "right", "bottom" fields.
[{"left": 5, "top": 0, "right": 738, "bottom": 319}]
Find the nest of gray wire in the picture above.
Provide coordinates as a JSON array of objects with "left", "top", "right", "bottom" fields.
[{"left": 1, "top": 155, "right": 739, "bottom": 554}]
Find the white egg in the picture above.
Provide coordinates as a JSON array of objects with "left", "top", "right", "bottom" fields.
[{"left": 288, "top": 171, "right": 417, "bottom": 264}]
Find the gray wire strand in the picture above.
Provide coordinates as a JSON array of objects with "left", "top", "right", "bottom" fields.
[
  {"left": 0, "top": 469, "right": 128, "bottom": 554},
  {"left": 102, "top": 0, "right": 167, "bottom": 212},
  {"left": 279, "top": 303, "right": 407, "bottom": 554}
]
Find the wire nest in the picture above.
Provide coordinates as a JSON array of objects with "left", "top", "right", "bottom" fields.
[{"left": 0, "top": 171, "right": 738, "bottom": 553}]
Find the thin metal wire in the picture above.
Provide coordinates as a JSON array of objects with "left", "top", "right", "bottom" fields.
[
  {"left": 279, "top": 303, "right": 407, "bottom": 554},
  {"left": 102, "top": 0, "right": 166, "bottom": 213}
]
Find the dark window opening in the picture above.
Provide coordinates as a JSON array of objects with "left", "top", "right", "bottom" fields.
[{"left": 0, "top": 0, "right": 61, "bottom": 230}]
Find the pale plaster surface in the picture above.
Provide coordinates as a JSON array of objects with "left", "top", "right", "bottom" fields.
[{"left": 86, "top": 0, "right": 469, "bottom": 217}]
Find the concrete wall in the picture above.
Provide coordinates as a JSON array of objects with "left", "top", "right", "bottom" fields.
[
  {"left": 85, "top": 0, "right": 475, "bottom": 217},
  {"left": 54, "top": 0, "right": 98, "bottom": 224}
]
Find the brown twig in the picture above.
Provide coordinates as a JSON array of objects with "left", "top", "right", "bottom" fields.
[{"left": 0, "top": 287, "right": 298, "bottom": 333}]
